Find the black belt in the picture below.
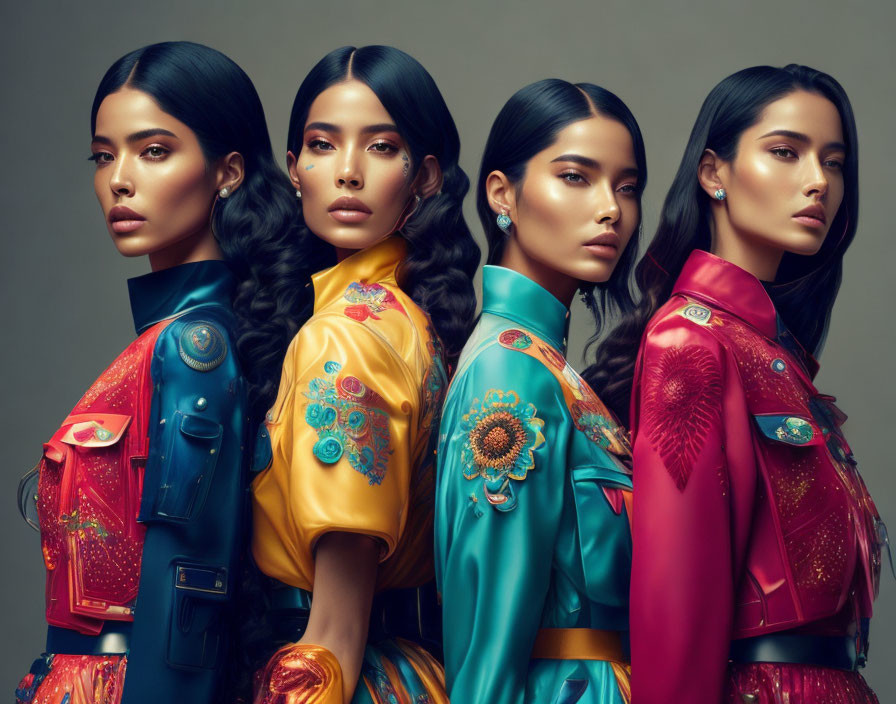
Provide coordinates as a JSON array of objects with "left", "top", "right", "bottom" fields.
[
  {"left": 46, "top": 622, "right": 131, "bottom": 656},
  {"left": 729, "top": 633, "right": 862, "bottom": 672}
]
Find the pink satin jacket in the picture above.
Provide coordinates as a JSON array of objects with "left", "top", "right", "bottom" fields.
[{"left": 629, "top": 250, "right": 881, "bottom": 702}]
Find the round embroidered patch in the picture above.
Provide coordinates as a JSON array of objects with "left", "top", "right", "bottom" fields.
[
  {"left": 681, "top": 304, "right": 712, "bottom": 326},
  {"left": 775, "top": 417, "right": 814, "bottom": 444},
  {"left": 771, "top": 358, "right": 787, "bottom": 373},
  {"left": 178, "top": 322, "right": 227, "bottom": 372},
  {"left": 498, "top": 329, "right": 532, "bottom": 350},
  {"left": 313, "top": 432, "right": 344, "bottom": 464}
]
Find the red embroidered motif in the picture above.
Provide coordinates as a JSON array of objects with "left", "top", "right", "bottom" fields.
[{"left": 644, "top": 345, "right": 722, "bottom": 491}]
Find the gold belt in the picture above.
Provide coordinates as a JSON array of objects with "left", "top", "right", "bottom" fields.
[{"left": 530, "top": 628, "right": 627, "bottom": 662}]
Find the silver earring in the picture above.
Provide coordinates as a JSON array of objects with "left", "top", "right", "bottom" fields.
[
  {"left": 496, "top": 209, "right": 512, "bottom": 232},
  {"left": 295, "top": 189, "right": 302, "bottom": 199},
  {"left": 219, "top": 186, "right": 231, "bottom": 199},
  {"left": 415, "top": 194, "right": 422, "bottom": 204},
  {"left": 714, "top": 188, "right": 727, "bottom": 201}
]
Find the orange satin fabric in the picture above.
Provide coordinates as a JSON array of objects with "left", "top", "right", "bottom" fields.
[{"left": 252, "top": 236, "right": 444, "bottom": 592}]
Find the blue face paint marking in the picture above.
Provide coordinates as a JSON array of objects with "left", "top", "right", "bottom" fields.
[{"left": 305, "top": 164, "right": 315, "bottom": 170}]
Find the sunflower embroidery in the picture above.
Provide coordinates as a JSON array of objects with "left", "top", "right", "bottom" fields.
[{"left": 461, "top": 390, "right": 545, "bottom": 483}]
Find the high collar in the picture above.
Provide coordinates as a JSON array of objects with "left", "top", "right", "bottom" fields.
[
  {"left": 481, "top": 265, "right": 570, "bottom": 353},
  {"left": 672, "top": 250, "right": 779, "bottom": 340},
  {"left": 312, "top": 235, "right": 407, "bottom": 313},
  {"left": 128, "top": 260, "right": 235, "bottom": 335}
]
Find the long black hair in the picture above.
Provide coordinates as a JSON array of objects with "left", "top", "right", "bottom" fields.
[
  {"left": 92, "top": 41, "right": 324, "bottom": 423},
  {"left": 477, "top": 78, "right": 647, "bottom": 347},
  {"left": 286, "top": 45, "right": 479, "bottom": 367},
  {"left": 592, "top": 64, "right": 859, "bottom": 424}
]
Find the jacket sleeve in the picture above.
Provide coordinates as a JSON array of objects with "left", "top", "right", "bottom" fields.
[
  {"left": 124, "top": 310, "right": 248, "bottom": 703},
  {"left": 629, "top": 312, "right": 740, "bottom": 703},
  {"left": 251, "top": 314, "right": 419, "bottom": 587},
  {"left": 435, "top": 348, "right": 567, "bottom": 704}
]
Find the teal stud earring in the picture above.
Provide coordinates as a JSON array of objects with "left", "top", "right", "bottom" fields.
[
  {"left": 714, "top": 188, "right": 727, "bottom": 201},
  {"left": 496, "top": 209, "right": 512, "bottom": 232}
]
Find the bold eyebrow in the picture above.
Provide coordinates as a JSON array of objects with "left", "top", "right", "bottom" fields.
[
  {"left": 551, "top": 154, "right": 599, "bottom": 169},
  {"left": 91, "top": 128, "right": 178, "bottom": 145},
  {"left": 550, "top": 153, "right": 639, "bottom": 178},
  {"left": 304, "top": 122, "right": 400, "bottom": 135},
  {"left": 361, "top": 123, "right": 399, "bottom": 135},
  {"left": 758, "top": 129, "right": 846, "bottom": 152}
]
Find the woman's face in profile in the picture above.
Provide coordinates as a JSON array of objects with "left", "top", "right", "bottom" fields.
[
  {"left": 91, "top": 87, "right": 220, "bottom": 266},
  {"left": 288, "top": 80, "right": 419, "bottom": 254},
  {"left": 718, "top": 90, "right": 846, "bottom": 258}
]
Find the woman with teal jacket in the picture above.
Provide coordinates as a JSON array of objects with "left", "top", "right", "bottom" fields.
[{"left": 434, "top": 79, "right": 647, "bottom": 703}]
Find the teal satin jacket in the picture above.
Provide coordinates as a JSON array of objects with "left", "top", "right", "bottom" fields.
[{"left": 435, "top": 265, "right": 634, "bottom": 704}]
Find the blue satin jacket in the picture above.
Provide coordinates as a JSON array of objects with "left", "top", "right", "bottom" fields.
[
  {"left": 21, "top": 261, "right": 248, "bottom": 704},
  {"left": 434, "top": 266, "right": 633, "bottom": 704}
]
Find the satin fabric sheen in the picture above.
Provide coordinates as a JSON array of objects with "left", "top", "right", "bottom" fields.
[
  {"left": 629, "top": 250, "right": 880, "bottom": 703},
  {"left": 435, "top": 265, "right": 632, "bottom": 704},
  {"left": 251, "top": 236, "right": 448, "bottom": 702}
]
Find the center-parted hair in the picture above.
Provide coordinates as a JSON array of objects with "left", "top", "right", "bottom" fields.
[
  {"left": 476, "top": 78, "right": 647, "bottom": 367},
  {"left": 92, "top": 41, "right": 327, "bottom": 425},
  {"left": 591, "top": 64, "right": 859, "bottom": 425},
  {"left": 286, "top": 45, "right": 480, "bottom": 368}
]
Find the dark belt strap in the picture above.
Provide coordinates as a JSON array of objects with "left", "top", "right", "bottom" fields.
[
  {"left": 268, "top": 580, "right": 442, "bottom": 655},
  {"left": 46, "top": 622, "right": 131, "bottom": 656},
  {"left": 729, "top": 633, "right": 861, "bottom": 672}
]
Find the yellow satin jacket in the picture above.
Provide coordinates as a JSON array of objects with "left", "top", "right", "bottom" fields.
[{"left": 251, "top": 235, "right": 447, "bottom": 592}]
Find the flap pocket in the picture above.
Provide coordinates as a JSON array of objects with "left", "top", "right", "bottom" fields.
[
  {"left": 140, "top": 411, "right": 223, "bottom": 523},
  {"left": 60, "top": 413, "right": 131, "bottom": 448},
  {"left": 753, "top": 413, "right": 823, "bottom": 447},
  {"left": 179, "top": 413, "right": 221, "bottom": 440}
]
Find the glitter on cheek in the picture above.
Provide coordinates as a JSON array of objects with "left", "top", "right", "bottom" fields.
[{"left": 400, "top": 151, "right": 410, "bottom": 178}]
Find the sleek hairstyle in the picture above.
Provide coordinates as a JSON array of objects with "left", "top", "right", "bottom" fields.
[
  {"left": 477, "top": 78, "right": 647, "bottom": 342},
  {"left": 592, "top": 64, "right": 859, "bottom": 424},
  {"left": 286, "top": 45, "right": 480, "bottom": 367},
  {"left": 92, "top": 41, "right": 324, "bottom": 423}
]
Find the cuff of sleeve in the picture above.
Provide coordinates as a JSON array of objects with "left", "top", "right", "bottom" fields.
[{"left": 255, "top": 643, "right": 344, "bottom": 703}]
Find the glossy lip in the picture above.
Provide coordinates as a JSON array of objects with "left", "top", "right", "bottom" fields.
[
  {"left": 793, "top": 203, "right": 827, "bottom": 228},
  {"left": 108, "top": 205, "right": 146, "bottom": 234},
  {"left": 328, "top": 196, "right": 372, "bottom": 214},
  {"left": 328, "top": 196, "right": 373, "bottom": 224},
  {"left": 583, "top": 231, "right": 621, "bottom": 259}
]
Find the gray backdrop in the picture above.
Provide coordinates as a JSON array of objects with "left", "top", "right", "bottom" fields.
[{"left": 2, "top": 0, "right": 894, "bottom": 697}]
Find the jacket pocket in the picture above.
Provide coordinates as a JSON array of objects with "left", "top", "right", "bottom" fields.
[
  {"left": 752, "top": 413, "right": 824, "bottom": 447},
  {"left": 142, "top": 411, "right": 223, "bottom": 522},
  {"left": 167, "top": 561, "right": 228, "bottom": 670}
]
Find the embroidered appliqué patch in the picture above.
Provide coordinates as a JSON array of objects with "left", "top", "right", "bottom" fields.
[
  {"left": 498, "top": 329, "right": 532, "bottom": 350},
  {"left": 679, "top": 303, "right": 712, "bottom": 326},
  {"left": 303, "top": 360, "right": 392, "bottom": 485},
  {"left": 571, "top": 400, "right": 619, "bottom": 450},
  {"left": 342, "top": 282, "right": 406, "bottom": 322},
  {"left": 644, "top": 345, "right": 722, "bottom": 491},
  {"left": 461, "top": 390, "right": 545, "bottom": 511},
  {"left": 178, "top": 321, "right": 228, "bottom": 372}
]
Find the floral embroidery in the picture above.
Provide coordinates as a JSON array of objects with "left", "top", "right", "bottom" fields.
[
  {"left": 422, "top": 326, "right": 447, "bottom": 425},
  {"left": 570, "top": 401, "right": 617, "bottom": 449},
  {"left": 644, "top": 345, "right": 723, "bottom": 491},
  {"left": 461, "top": 389, "right": 545, "bottom": 488},
  {"left": 538, "top": 344, "right": 567, "bottom": 371},
  {"left": 60, "top": 509, "right": 109, "bottom": 540},
  {"left": 303, "top": 360, "right": 392, "bottom": 485},
  {"left": 498, "top": 329, "right": 532, "bottom": 350},
  {"left": 342, "top": 282, "right": 406, "bottom": 322}
]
